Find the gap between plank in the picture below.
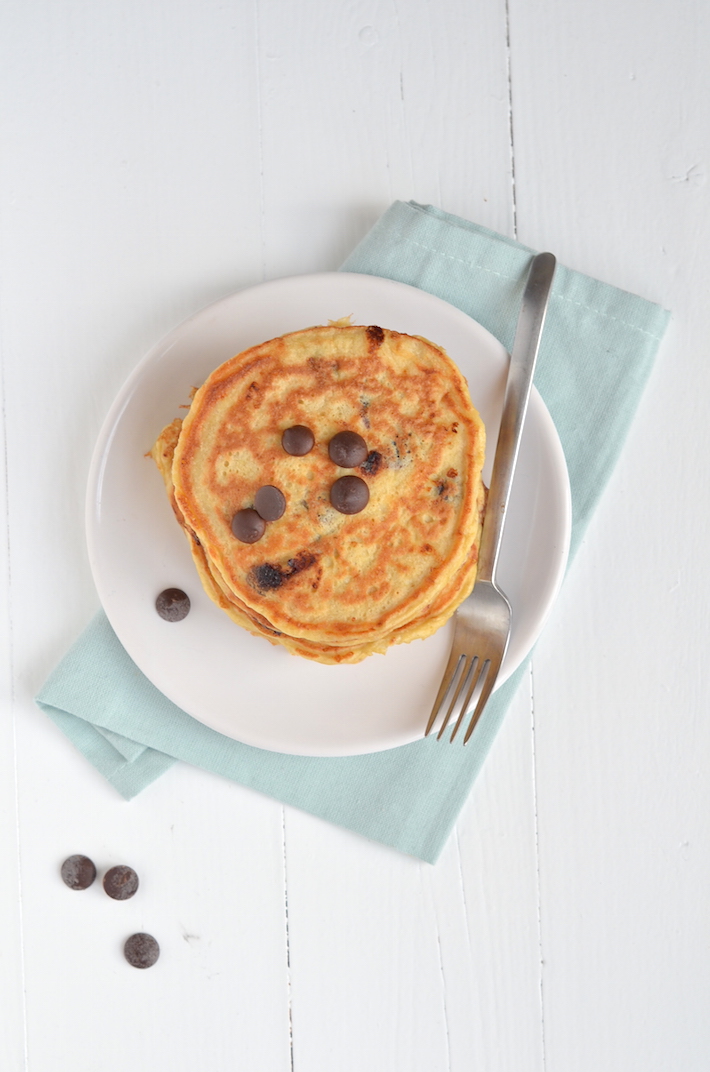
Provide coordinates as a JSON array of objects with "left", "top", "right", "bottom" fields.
[
  {"left": 281, "top": 806, "right": 295, "bottom": 1072},
  {"left": 253, "top": 0, "right": 267, "bottom": 279},
  {"left": 423, "top": 866, "right": 453, "bottom": 1071},
  {"left": 528, "top": 663, "right": 548, "bottom": 1071},
  {"left": 504, "top": 0, "right": 518, "bottom": 239}
]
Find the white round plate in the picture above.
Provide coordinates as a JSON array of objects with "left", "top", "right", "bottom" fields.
[{"left": 87, "top": 272, "right": 571, "bottom": 757}]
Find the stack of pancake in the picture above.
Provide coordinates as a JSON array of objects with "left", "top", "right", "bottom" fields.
[{"left": 151, "top": 321, "right": 486, "bottom": 664}]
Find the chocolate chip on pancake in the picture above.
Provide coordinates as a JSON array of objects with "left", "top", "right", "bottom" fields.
[
  {"left": 330, "top": 475, "right": 370, "bottom": 514},
  {"left": 360, "top": 450, "right": 383, "bottom": 475},
  {"left": 282, "top": 424, "right": 314, "bottom": 456},
  {"left": 231, "top": 508, "right": 266, "bottom": 543},
  {"left": 252, "top": 562, "right": 285, "bottom": 591},
  {"left": 329, "top": 430, "right": 368, "bottom": 467},
  {"left": 254, "top": 485, "right": 286, "bottom": 521},
  {"left": 251, "top": 551, "right": 318, "bottom": 592}
]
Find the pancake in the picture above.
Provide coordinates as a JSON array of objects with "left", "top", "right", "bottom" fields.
[
  {"left": 152, "top": 322, "right": 486, "bottom": 661},
  {"left": 153, "top": 415, "right": 486, "bottom": 662}
]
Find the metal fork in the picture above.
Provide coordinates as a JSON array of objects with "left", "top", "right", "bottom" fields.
[{"left": 425, "top": 251, "right": 557, "bottom": 743}]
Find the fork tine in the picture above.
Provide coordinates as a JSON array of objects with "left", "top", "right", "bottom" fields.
[
  {"left": 436, "top": 655, "right": 478, "bottom": 740},
  {"left": 449, "top": 658, "right": 488, "bottom": 741},
  {"left": 437, "top": 656, "right": 476, "bottom": 740},
  {"left": 462, "top": 662, "right": 499, "bottom": 743},
  {"left": 424, "top": 652, "right": 465, "bottom": 736}
]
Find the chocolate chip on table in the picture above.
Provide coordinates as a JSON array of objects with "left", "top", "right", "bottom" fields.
[
  {"left": 155, "top": 588, "right": 191, "bottom": 622},
  {"left": 328, "top": 430, "right": 368, "bottom": 468},
  {"left": 124, "top": 932, "right": 160, "bottom": 969},
  {"left": 330, "top": 475, "right": 370, "bottom": 514},
  {"left": 60, "top": 855, "right": 96, "bottom": 891},
  {"left": 103, "top": 865, "right": 139, "bottom": 901},
  {"left": 254, "top": 484, "right": 286, "bottom": 521},
  {"left": 231, "top": 508, "right": 266, "bottom": 543},
  {"left": 282, "top": 424, "right": 314, "bottom": 456}
]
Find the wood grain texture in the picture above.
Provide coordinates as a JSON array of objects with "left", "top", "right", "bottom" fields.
[
  {"left": 284, "top": 684, "right": 543, "bottom": 1072},
  {"left": 254, "top": 0, "right": 514, "bottom": 279},
  {"left": 511, "top": 0, "right": 710, "bottom": 1068},
  {"left": 255, "top": 4, "right": 544, "bottom": 1069},
  {"left": 0, "top": 0, "right": 708, "bottom": 1069},
  {"left": 0, "top": 312, "right": 26, "bottom": 1071}
]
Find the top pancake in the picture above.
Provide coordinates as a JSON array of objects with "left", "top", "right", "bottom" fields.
[{"left": 171, "top": 323, "right": 485, "bottom": 646}]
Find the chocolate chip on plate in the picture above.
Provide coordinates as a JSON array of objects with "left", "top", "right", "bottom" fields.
[
  {"left": 330, "top": 475, "right": 370, "bottom": 514},
  {"left": 328, "top": 430, "right": 368, "bottom": 468},
  {"left": 60, "top": 854, "right": 97, "bottom": 890},
  {"left": 254, "top": 484, "right": 286, "bottom": 521},
  {"left": 155, "top": 588, "right": 191, "bottom": 622},
  {"left": 231, "top": 508, "right": 266, "bottom": 543},
  {"left": 124, "top": 932, "right": 160, "bottom": 969},
  {"left": 282, "top": 425, "right": 315, "bottom": 456},
  {"left": 103, "top": 865, "right": 139, "bottom": 901}
]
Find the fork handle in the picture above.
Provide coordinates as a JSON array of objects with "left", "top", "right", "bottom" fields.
[{"left": 476, "top": 251, "right": 557, "bottom": 584}]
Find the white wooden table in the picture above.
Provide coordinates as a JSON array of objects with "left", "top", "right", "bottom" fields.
[{"left": 1, "top": 2, "right": 708, "bottom": 1069}]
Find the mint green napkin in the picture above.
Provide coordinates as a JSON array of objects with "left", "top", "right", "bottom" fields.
[{"left": 36, "top": 201, "right": 670, "bottom": 863}]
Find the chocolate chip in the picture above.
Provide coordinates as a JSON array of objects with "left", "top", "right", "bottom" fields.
[
  {"left": 231, "top": 508, "right": 266, "bottom": 543},
  {"left": 250, "top": 551, "right": 318, "bottom": 593},
  {"left": 252, "top": 563, "right": 284, "bottom": 590},
  {"left": 254, "top": 485, "right": 286, "bottom": 521},
  {"left": 60, "top": 855, "right": 96, "bottom": 890},
  {"left": 329, "top": 430, "right": 368, "bottom": 468},
  {"left": 282, "top": 425, "right": 314, "bottom": 456},
  {"left": 155, "top": 588, "right": 191, "bottom": 622},
  {"left": 124, "top": 933, "right": 160, "bottom": 969},
  {"left": 330, "top": 475, "right": 370, "bottom": 514},
  {"left": 103, "top": 865, "right": 139, "bottom": 901},
  {"left": 287, "top": 550, "right": 317, "bottom": 576},
  {"left": 360, "top": 450, "right": 382, "bottom": 475}
]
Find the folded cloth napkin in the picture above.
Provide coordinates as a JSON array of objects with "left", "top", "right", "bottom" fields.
[{"left": 36, "top": 201, "right": 670, "bottom": 863}]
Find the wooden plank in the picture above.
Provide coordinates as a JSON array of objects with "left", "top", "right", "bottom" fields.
[
  {"left": 254, "top": 2, "right": 545, "bottom": 1068},
  {"left": 0, "top": 2, "right": 292, "bottom": 1068},
  {"left": 284, "top": 685, "right": 544, "bottom": 1072},
  {"left": 18, "top": 766, "right": 294, "bottom": 1071},
  {"left": 255, "top": 0, "right": 515, "bottom": 278},
  {"left": 510, "top": 0, "right": 710, "bottom": 1067},
  {"left": 0, "top": 315, "right": 27, "bottom": 1072}
]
